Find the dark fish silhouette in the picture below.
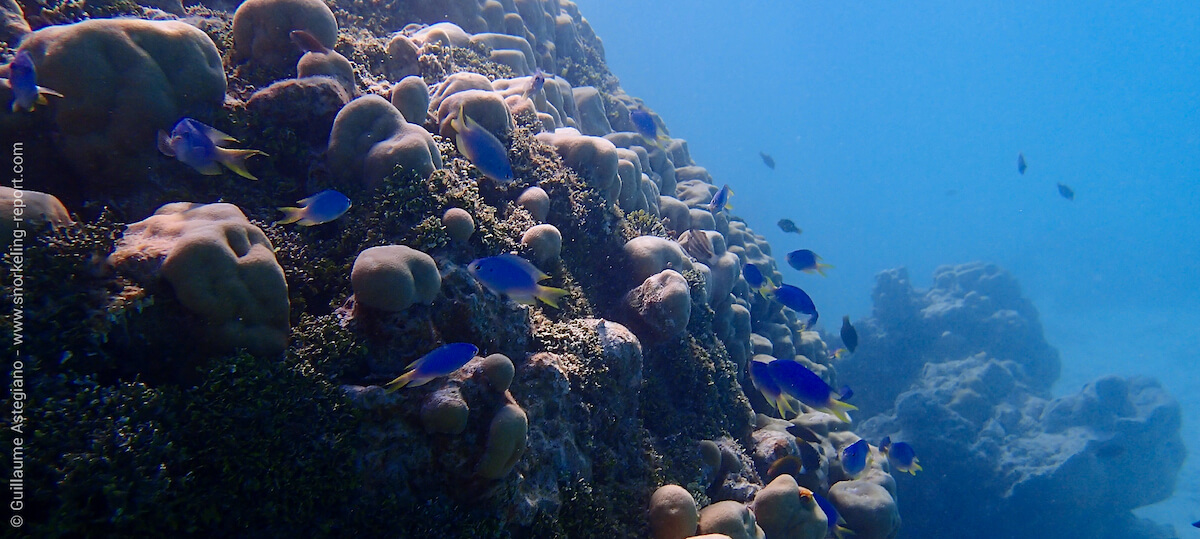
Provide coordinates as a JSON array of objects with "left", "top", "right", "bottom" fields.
[
  {"left": 1018, "top": 153, "right": 1027, "bottom": 174},
  {"left": 840, "top": 315, "right": 858, "bottom": 353},
  {"left": 1057, "top": 183, "right": 1075, "bottom": 201},
  {"left": 1193, "top": 520, "right": 1199, "bottom": 528},
  {"left": 767, "top": 455, "right": 805, "bottom": 480},
  {"left": 777, "top": 219, "right": 802, "bottom": 235},
  {"left": 759, "top": 151, "right": 776, "bottom": 169},
  {"left": 787, "top": 423, "right": 822, "bottom": 444}
]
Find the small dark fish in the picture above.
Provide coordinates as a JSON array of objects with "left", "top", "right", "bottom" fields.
[
  {"left": 777, "top": 218, "right": 802, "bottom": 235},
  {"left": 522, "top": 68, "right": 546, "bottom": 99},
  {"left": 767, "top": 455, "right": 805, "bottom": 480},
  {"left": 1193, "top": 520, "right": 1199, "bottom": 529},
  {"left": 1018, "top": 152, "right": 1027, "bottom": 175},
  {"left": 759, "top": 151, "right": 775, "bottom": 170},
  {"left": 786, "top": 249, "right": 833, "bottom": 276},
  {"left": 879, "top": 436, "right": 892, "bottom": 453},
  {"left": 290, "top": 29, "right": 329, "bottom": 53},
  {"left": 1057, "top": 183, "right": 1074, "bottom": 201},
  {"left": 742, "top": 263, "right": 774, "bottom": 297},
  {"left": 840, "top": 315, "right": 858, "bottom": 353},
  {"left": 796, "top": 441, "right": 821, "bottom": 472},
  {"left": 630, "top": 108, "right": 658, "bottom": 140},
  {"left": 772, "top": 283, "right": 819, "bottom": 328},
  {"left": 786, "top": 423, "right": 822, "bottom": 444}
]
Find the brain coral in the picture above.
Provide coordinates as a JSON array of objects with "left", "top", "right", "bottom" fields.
[
  {"left": 326, "top": 95, "right": 443, "bottom": 189},
  {"left": 15, "top": 19, "right": 226, "bottom": 187},
  {"left": 232, "top": 0, "right": 338, "bottom": 69},
  {"left": 109, "top": 203, "right": 290, "bottom": 356}
]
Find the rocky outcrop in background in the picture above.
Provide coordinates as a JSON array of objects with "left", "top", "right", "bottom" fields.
[{"left": 838, "top": 263, "right": 1185, "bottom": 538}]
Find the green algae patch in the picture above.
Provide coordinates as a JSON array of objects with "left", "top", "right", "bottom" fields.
[{"left": 22, "top": 351, "right": 361, "bottom": 537}]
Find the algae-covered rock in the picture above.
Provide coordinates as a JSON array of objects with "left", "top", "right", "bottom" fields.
[
  {"left": 517, "top": 185, "right": 550, "bottom": 221},
  {"left": 649, "top": 484, "right": 699, "bottom": 539},
  {"left": 14, "top": 19, "right": 225, "bottom": 188},
  {"left": 623, "top": 235, "right": 694, "bottom": 286},
  {"left": 749, "top": 474, "right": 828, "bottom": 539},
  {"left": 390, "top": 75, "right": 430, "bottom": 124},
  {"left": 0, "top": 0, "right": 29, "bottom": 46},
  {"left": 827, "top": 480, "right": 900, "bottom": 539},
  {"left": 621, "top": 269, "right": 691, "bottom": 341},
  {"left": 326, "top": 95, "right": 443, "bottom": 189},
  {"left": 441, "top": 207, "right": 475, "bottom": 243},
  {"left": 232, "top": 0, "right": 337, "bottom": 68},
  {"left": 476, "top": 403, "right": 528, "bottom": 479},
  {"left": 0, "top": 186, "right": 73, "bottom": 233},
  {"left": 109, "top": 202, "right": 289, "bottom": 356},
  {"left": 246, "top": 76, "right": 350, "bottom": 147},
  {"left": 350, "top": 245, "right": 440, "bottom": 312},
  {"left": 420, "top": 387, "right": 469, "bottom": 435},
  {"left": 520, "top": 223, "right": 562, "bottom": 266},
  {"left": 697, "top": 501, "right": 765, "bottom": 539}
]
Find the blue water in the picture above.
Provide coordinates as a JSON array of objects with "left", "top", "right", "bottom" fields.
[{"left": 577, "top": 0, "right": 1200, "bottom": 533}]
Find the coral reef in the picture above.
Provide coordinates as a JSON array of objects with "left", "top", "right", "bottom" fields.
[
  {"left": 9, "top": 0, "right": 1178, "bottom": 537},
  {"left": 843, "top": 263, "right": 1184, "bottom": 538}
]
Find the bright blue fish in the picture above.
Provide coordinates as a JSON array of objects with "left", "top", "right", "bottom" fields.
[
  {"left": 771, "top": 283, "right": 819, "bottom": 328},
  {"left": 157, "top": 118, "right": 267, "bottom": 180},
  {"left": 468, "top": 254, "right": 568, "bottom": 308},
  {"left": 879, "top": 436, "right": 892, "bottom": 453},
  {"left": 385, "top": 342, "right": 479, "bottom": 391},
  {"left": 630, "top": 108, "right": 657, "bottom": 139},
  {"left": 885, "top": 440, "right": 923, "bottom": 475},
  {"left": 452, "top": 104, "right": 513, "bottom": 183},
  {"left": 276, "top": 189, "right": 351, "bottom": 226},
  {"left": 786, "top": 249, "right": 833, "bottom": 276},
  {"left": 813, "top": 491, "right": 851, "bottom": 538},
  {"left": 766, "top": 358, "right": 856, "bottom": 422},
  {"left": 841, "top": 438, "right": 870, "bottom": 476},
  {"left": 2, "top": 51, "right": 63, "bottom": 112},
  {"left": 749, "top": 356, "right": 798, "bottom": 419},
  {"left": 707, "top": 184, "right": 733, "bottom": 213}
]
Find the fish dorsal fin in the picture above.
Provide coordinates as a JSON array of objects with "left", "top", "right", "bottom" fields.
[
  {"left": 193, "top": 120, "right": 238, "bottom": 145},
  {"left": 497, "top": 253, "right": 549, "bottom": 281}
]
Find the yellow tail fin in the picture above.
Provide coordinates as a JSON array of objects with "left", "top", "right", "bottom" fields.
[
  {"left": 824, "top": 397, "right": 858, "bottom": 423},
  {"left": 384, "top": 371, "right": 415, "bottom": 392},
  {"left": 535, "top": 285, "right": 570, "bottom": 308},
  {"left": 217, "top": 148, "right": 267, "bottom": 180},
  {"left": 275, "top": 207, "right": 304, "bottom": 225}
]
